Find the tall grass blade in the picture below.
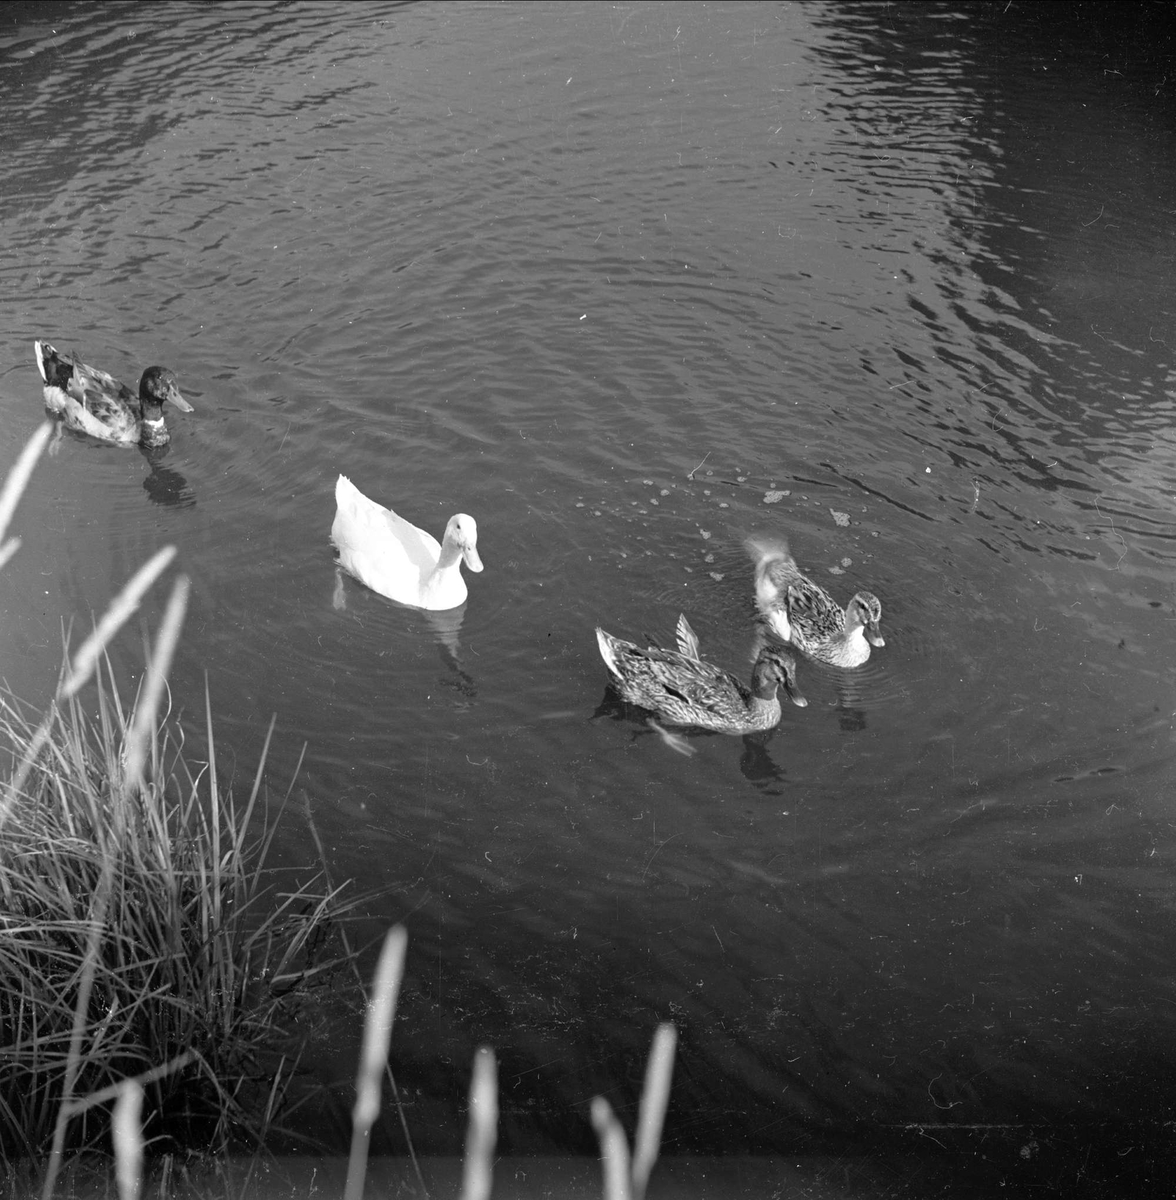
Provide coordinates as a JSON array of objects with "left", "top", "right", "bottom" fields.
[
  {"left": 344, "top": 925, "right": 408, "bottom": 1200},
  {"left": 59, "top": 545, "right": 177, "bottom": 701},
  {"left": 459, "top": 1047, "right": 498, "bottom": 1200},
  {"left": 112, "top": 1081, "right": 143, "bottom": 1200},
  {"left": 203, "top": 674, "right": 221, "bottom": 870},
  {"left": 61, "top": 1053, "right": 198, "bottom": 1121},
  {"left": 0, "top": 421, "right": 52, "bottom": 547},
  {"left": 0, "top": 709, "right": 54, "bottom": 833},
  {"left": 631, "top": 1023, "right": 677, "bottom": 1200},
  {"left": 302, "top": 789, "right": 429, "bottom": 1196},
  {"left": 122, "top": 574, "right": 188, "bottom": 788},
  {"left": 590, "top": 1096, "right": 632, "bottom": 1200},
  {"left": 40, "top": 855, "right": 116, "bottom": 1200},
  {"left": 237, "top": 714, "right": 278, "bottom": 892}
]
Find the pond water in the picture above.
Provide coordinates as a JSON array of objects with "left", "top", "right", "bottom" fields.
[{"left": 2, "top": 0, "right": 1175, "bottom": 1190}]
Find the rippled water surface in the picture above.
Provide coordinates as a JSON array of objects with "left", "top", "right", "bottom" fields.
[{"left": 3, "top": 0, "right": 1176, "bottom": 1188}]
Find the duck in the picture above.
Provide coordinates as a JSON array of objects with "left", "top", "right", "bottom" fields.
[
  {"left": 595, "top": 614, "right": 807, "bottom": 734},
  {"left": 331, "top": 474, "right": 483, "bottom": 610},
  {"left": 34, "top": 341, "right": 192, "bottom": 448},
  {"left": 745, "top": 534, "right": 884, "bottom": 668}
]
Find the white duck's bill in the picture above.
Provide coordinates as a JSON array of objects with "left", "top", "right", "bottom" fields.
[{"left": 463, "top": 544, "right": 483, "bottom": 572}]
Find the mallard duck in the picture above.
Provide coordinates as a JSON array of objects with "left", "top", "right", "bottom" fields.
[
  {"left": 596, "top": 615, "right": 807, "bottom": 734},
  {"left": 35, "top": 341, "right": 192, "bottom": 448},
  {"left": 745, "top": 534, "right": 884, "bottom": 668},
  {"left": 331, "top": 474, "right": 483, "bottom": 610}
]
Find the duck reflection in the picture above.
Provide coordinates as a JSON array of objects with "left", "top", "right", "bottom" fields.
[
  {"left": 139, "top": 444, "right": 195, "bottom": 508},
  {"left": 592, "top": 689, "right": 695, "bottom": 754},
  {"left": 425, "top": 605, "right": 477, "bottom": 698},
  {"left": 593, "top": 687, "right": 794, "bottom": 781},
  {"left": 738, "top": 729, "right": 788, "bottom": 784},
  {"left": 332, "top": 567, "right": 476, "bottom": 695}
]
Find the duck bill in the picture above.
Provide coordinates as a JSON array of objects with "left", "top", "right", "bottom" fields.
[
  {"left": 866, "top": 624, "right": 885, "bottom": 647},
  {"left": 785, "top": 680, "right": 808, "bottom": 708},
  {"left": 167, "top": 386, "right": 194, "bottom": 413},
  {"left": 463, "top": 544, "right": 484, "bottom": 573}
]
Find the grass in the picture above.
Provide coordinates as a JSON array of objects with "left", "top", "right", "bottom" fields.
[
  {"left": 0, "top": 659, "right": 362, "bottom": 1167},
  {"left": 0, "top": 424, "right": 678, "bottom": 1200}
]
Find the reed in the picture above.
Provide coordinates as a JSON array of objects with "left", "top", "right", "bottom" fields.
[
  {"left": 100, "top": 930, "right": 679, "bottom": 1200},
  {"left": 0, "top": 650, "right": 364, "bottom": 1167},
  {"left": 0, "top": 420, "right": 52, "bottom": 567},
  {"left": 343, "top": 925, "right": 407, "bottom": 1200},
  {"left": 332, "top": 923, "right": 675, "bottom": 1200}
]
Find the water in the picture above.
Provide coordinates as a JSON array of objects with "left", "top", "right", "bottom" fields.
[{"left": 2, "top": 0, "right": 1175, "bottom": 1187}]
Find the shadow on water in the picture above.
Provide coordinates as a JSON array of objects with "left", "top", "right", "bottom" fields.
[
  {"left": 591, "top": 685, "right": 799, "bottom": 791},
  {"left": 139, "top": 445, "right": 195, "bottom": 509}
]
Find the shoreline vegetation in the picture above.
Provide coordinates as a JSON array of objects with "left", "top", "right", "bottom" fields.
[{"left": 0, "top": 425, "right": 675, "bottom": 1200}]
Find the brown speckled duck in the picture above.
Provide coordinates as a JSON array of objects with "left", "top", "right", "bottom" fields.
[
  {"left": 596, "top": 614, "right": 807, "bottom": 733},
  {"left": 746, "top": 535, "right": 884, "bottom": 668}
]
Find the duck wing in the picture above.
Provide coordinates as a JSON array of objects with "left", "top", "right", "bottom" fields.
[
  {"left": 332, "top": 475, "right": 443, "bottom": 602},
  {"left": 643, "top": 651, "right": 745, "bottom": 711},
  {"left": 785, "top": 577, "right": 845, "bottom": 641},
  {"left": 36, "top": 341, "right": 138, "bottom": 440},
  {"left": 73, "top": 359, "right": 135, "bottom": 411}
]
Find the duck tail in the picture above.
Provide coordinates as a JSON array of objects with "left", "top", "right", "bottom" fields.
[
  {"left": 745, "top": 533, "right": 797, "bottom": 616},
  {"left": 34, "top": 340, "right": 67, "bottom": 387},
  {"left": 675, "top": 613, "right": 700, "bottom": 659},
  {"left": 335, "top": 473, "right": 361, "bottom": 505},
  {"left": 743, "top": 533, "right": 793, "bottom": 572},
  {"left": 595, "top": 627, "right": 622, "bottom": 677}
]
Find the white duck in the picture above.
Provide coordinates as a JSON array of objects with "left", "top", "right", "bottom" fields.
[{"left": 330, "top": 474, "right": 483, "bottom": 610}]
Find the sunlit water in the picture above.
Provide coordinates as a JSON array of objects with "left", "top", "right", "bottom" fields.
[{"left": 2, "top": 0, "right": 1175, "bottom": 1184}]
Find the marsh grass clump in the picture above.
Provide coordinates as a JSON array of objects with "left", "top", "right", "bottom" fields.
[
  {"left": 0, "top": 657, "right": 359, "bottom": 1161},
  {"left": 0, "top": 662, "right": 354, "bottom": 1159}
]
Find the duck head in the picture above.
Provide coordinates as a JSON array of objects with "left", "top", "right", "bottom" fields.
[
  {"left": 753, "top": 648, "right": 807, "bottom": 708},
  {"left": 138, "top": 366, "right": 193, "bottom": 417},
  {"left": 137, "top": 366, "right": 193, "bottom": 448},
  {"left": 847, "top": 591, "right": 885, "bottom": 647},
  {"left": 443, "top": 513, "right": 483, "bottom": 573}
]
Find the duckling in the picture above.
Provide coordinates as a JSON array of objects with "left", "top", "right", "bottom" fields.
[
  {"left": 596, "top": 615, "right": 807, "bottom": 734},
  {"left": 34, "top": 341, "right": 192, "bottom": 448},
  {"left": 745, "top": 535, "right": 884, "bottom": 668},
  {"left": 331, "top": 474, "right": 482, "bottom": 610}
]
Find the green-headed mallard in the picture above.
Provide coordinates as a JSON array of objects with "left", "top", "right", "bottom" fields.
[
  {"left": 596, "top": 614, "right": 807, "bottom": 734},
  {"left": 35, "top": 341, "right": 192, "bottom": 448},
  {"left": 331, "top": 474, "right": 483, "bottom": 610},
  {"left": 746, "top": 534, "right": 884, "bottom": 668}
]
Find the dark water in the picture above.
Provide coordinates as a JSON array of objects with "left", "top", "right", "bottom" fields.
[{"left": 2, "top": 1, "right": 1176, "bottom": 1190}]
